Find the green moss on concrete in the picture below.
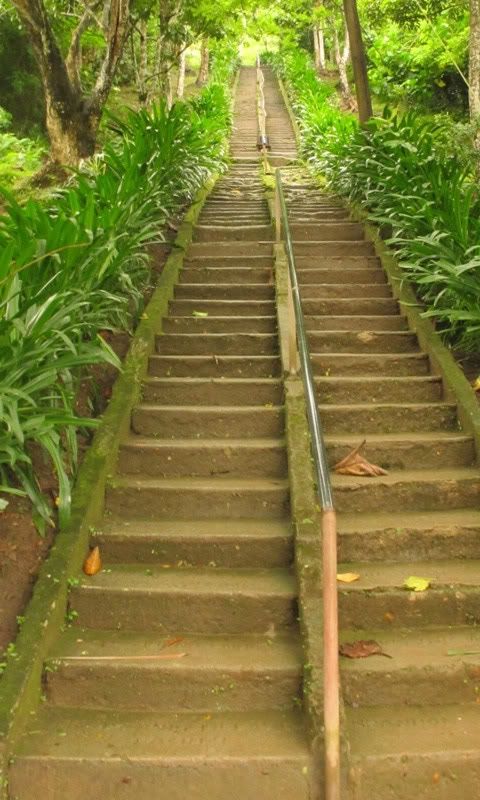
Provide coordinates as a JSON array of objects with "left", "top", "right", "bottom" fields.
[{"left": 0, "top": 174, "right": 217, "bottom": 798}]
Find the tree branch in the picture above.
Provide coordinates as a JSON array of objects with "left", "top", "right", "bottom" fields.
[{"left": 66, "top": 0, "right": 103, "bottom": 93}]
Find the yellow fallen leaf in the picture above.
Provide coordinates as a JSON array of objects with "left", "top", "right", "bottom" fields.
[
  {"left": 472, "top": 376, "right": 480, "bottom": 392},
  {"left": 404, "top": 575, "right": 430, "bottom": 592},
  {"left": 337, "top": 572, "right": 360, "bottom": 583}
]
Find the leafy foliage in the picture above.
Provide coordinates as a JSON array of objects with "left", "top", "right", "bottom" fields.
[
  {"left": 273, "top": 47, "right": 480, "bottom": 354},
  {"left": 0, "top": 84, "right": 231, "bottom": 530}
]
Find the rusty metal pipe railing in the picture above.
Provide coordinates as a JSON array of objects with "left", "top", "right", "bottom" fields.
[{"left": 275, "top": 168, "right": 341, "bottom": 800}]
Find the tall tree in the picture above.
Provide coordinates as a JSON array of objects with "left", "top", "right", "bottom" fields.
[
  {"left": 10, "top": 0, "right": 132, "bottom": 165},
  {"left": 470, "top": 0, "right": 480, "bottom": 122},
  {"left": 342, "top": 0, "right": 372, "bottom": 121}
]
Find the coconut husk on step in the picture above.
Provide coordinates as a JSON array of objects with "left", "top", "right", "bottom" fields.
[{"left": 334, "top": 440, "right": 388, "bottom": 477}]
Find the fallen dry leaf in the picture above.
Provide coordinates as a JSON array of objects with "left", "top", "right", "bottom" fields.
[
  {"left": 334, "top": 440, "right": 388, "bottom": 477},
  {"left": 337, "top": 572, "right": 360, "bottom": 583},
  {"left": 339, "top": 640, "right": 392, "bottom": 659},
  {"left": 164, "top": 637, "right": 184, "bottom": 648},
  {"left": 82, "top": 546, "right": 102, "bottom": 576}
]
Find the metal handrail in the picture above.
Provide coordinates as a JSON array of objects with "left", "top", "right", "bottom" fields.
[
  {"left": 256, "top": 55, "right": 270, "bottom": 152},
  {"left": 276, "top": 168, "right": 341, "bottom": 800}
]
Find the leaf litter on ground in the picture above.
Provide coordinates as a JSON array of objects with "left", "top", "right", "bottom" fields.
[
  {"left": 334, "top": 440, "right": 388, "bottom": 477},
  {"left": 339, "top": 640, "right": 393, "bottom": 659}
]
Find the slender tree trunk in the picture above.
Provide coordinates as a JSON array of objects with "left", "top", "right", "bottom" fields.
[
  {"left": 469, "top": 0, "right": 480, "bottom": 120},
  {"left": 334, "top": 26, "right": 353, "bottom": 105},
  {"left": 196, "top": 40, "right": 209, "bottom": 87},
  {"left": 342, "top": 0, "right": 372, "bottom": 123},
  {"left": 176, "top": 46, "right": 186, "bottom": 98},
  {"left": 313, "top": 26, "right": 326, "bottom": 72},
  {"left": 136, "top": 20, "right": 149, "bottom": 106}
]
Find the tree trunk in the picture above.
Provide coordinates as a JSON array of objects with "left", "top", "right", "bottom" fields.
[
  {"left": 334, "top": 26, "right": 353, "bottom": 105},
  {"left": 313, "top": 26, "right": 326, "bottom": 72},
  {"left": 11, "top": 0, "right": 131, "bottom": 164},
  {"left": 176, "top": 46, "right": 186, "bottom": 99},
  {"left": 469, "top": 0, "right": 480, "bottom": 120},
  {"left": 136, "top": 20, "right": 149, "bottom": 106},
  {"left": 342, "top": 0, "right": 372, "bottom": 123},
  {"left": 196, "top": 40, "right": 209, "bottom": 87}
]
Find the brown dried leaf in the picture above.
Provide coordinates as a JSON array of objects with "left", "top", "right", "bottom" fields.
[
  {"left": 334, "top": 440, "right": 388, "bottom": 477},
  {"left": 164, "top": 637, "right": 184, "bottom": 648},
  {"left": 82, "top": 546, "right": 102, "bottom": 576},
  {"left": 339, "top": 639, "right": 392, "bottom": 659}
]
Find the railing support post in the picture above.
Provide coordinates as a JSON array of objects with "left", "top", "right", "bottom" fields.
[{"left": 323, "top": 507, "right": 340, "bottom": 800}]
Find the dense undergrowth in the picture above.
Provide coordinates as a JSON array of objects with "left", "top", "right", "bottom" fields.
[
  {"left": 267, "top": 48, "right": 480, "bottom": 359},
  {"left": 0, "top": 77, "right": 231, "bottom": 531}
]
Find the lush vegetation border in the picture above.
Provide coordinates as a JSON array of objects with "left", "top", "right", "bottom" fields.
[{"left": 0, "top": 174, "right": 217, "bottom": 796}]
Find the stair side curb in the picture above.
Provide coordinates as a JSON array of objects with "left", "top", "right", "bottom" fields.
[{"left": 0, "top": 173, "right": 218, "bottom": 794}]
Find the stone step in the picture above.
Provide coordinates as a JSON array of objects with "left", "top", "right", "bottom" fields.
[
  {"left": 318, "top": 402, "right": 457, "bottom": 434},
  {"left": 45, "top": 630, "right": 302, "bottom": 712},
  {"left": 189, "top": 242, "right": 273, "bottom": 258},
  {"left": 333, "top": 468, "right": 479, "bottom": 514},
  {"left": 295, "top": 256, "right": 381, "bottom": 268},
  {"left": 71, "top": 566, "right": 296, "bottom": 632},
  {"left": 315, "top": 375, "right": 442, "bottom": 403},
  {"left": 180, "top": 267, "right": 273, "bottom": 284},
  {"left": 337, "top": 509, "right": 480, "bottom": 563},
  {"left": 290, "top": 222, "right": 365, "bottom": 241},
  {"left": 301, "top": 283, "right": 392, "bottom": 299},
  {"left": 155, "top": 332, "right": 278, "bottom": 356},
  {"left": 289, "top": 210, "right": 349, "bottom": 221},
  {"left": 303, "top": 298, "right": 398, "bottom": 315},
  {"left": 175, "top": 283, "right": 275, "bottom": 300},
  {"left": 308, "top": 330, "right": 419, "bottom": 353},
  {"left": 93, "top": 518, "right": 293, "bottom": 566},
  {"left": 298, "top": 268, "right": 386, "bottom": 284},
  {"left": 311, "top": 353, "right": 430, "bottom": 377},
  {"left": 162, "top": 316, "right": 276, "bottom": 334},
  {"left": 106, "top": 477, "right": 290, "bottom": 519},
  {"left": 341, "top": 626, "right": 480, "bottom": 708},
  {"left": 293, "top": 240, "right": 375, "bottom": 256},
  {"left": 184, "top": 256, "right": 274, "bottom": 269},
  {"left": 142, "top": 377, "right": 283, "bottom": 405},
  {"left": 170, "top": 299, "right": 275, "bottom": 316},
  {"left": 346, "top": 704, "right": 480, "bottom": 800},
  {"left": 148, "top": 354, "right": 281, "bottom": 378},
  {"left": 194, "top": 225, "right": 273, "bottom": 242},
  {"left": 118, "top": 437, "right": 287, "bottom": 478},
  {"left": 132, "top": 405, "right": 284, "bottom": 438},
  {"left": 326, "top": 432, "right": 474, "bottom": 470},
  {"left": 338, "top": 559, "right": 480, "bottom": 628},
  {"left": 306, "top": 315, "right": 407, "bottom": 331},
  {"left": 9, "top": 708, "right": 312, "bottom": 800}
]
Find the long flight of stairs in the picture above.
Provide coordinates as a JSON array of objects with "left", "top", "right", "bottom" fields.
[
  {"left": 8, "top": 64, "right": 480, "bottom": 800},
  {"left": 278, "top": 162, "right": 480, "bottom": 798},
  {"left": 8, "top": 68, "right": 315, "bottom": 800}
]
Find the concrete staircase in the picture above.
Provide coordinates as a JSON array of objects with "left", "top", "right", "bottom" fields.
[
  {"left": 279, "top": 166, "right": 480, "bottom": 799},
  {"left": 8, "top": 69, "right": 315, "bottom": 800},
  {"left": 8, "top": 65, "right": 480, "bottom": 800}
]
